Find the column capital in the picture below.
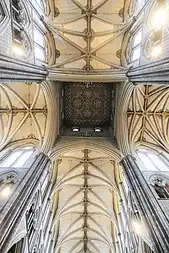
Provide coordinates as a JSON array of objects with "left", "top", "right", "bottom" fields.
[{"left": 120, "top": 154, "right": 136, "bottom": 165}]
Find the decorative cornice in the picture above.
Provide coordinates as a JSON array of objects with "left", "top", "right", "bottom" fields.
[
  {"left": 0, "top": 54, "right": 48, "bottom": 82},
  {"left": 127, "top": 58, "right": 169, "bottom": 83},
  {"left": 48, "top": 68, "right": 127, "bottom": 82}
]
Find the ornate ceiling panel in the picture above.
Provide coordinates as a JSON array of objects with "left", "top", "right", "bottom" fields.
[
  {"left": 46, "top": 0, "right": 131, "bottom": 81},
  {"left": 64, "top": 82, "right": 114, "bottom": 127},
  {"left": 127, "top": 84, "right": 169, "bottom": 152},
  {"left": 52, "top": 149, "right": 120, "bottom": 253}
]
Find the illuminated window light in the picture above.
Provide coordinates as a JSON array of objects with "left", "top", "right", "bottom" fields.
[
  {"left": 132, "top": 220, "right": 142, "bottom": 235},
  {"left": 13, "top": 44, "right": 24, "bottom": 56},
  {"left": 1, "top": 185, "right": 12, "bottom": 198},
  {"left": 151, "top": 8, "right": 167, "bottom": 29},
  {"left": 94, "top": 127, "right": 102, "bottom": 132},
  {"left": 151, "top": 45, "right": 162, "bottom": 57},
  {"left": 72, "top": 127, "right": 80, "bottom": 132},
  {"left": 23, "top": 147, "right": 33, "bottom": 150}
]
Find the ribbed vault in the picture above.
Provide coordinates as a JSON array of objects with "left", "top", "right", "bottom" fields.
[
  {"left": 0, "top": 82, "right": 58, "bottom": 153},
  {"left": 51, "top": 149, "right": 121, "bottom": 253},
  {"left": 46, "top": 0, "right": 131, "bottom": 81},
  {"left": 127, "top": 84, "right": 169, "bottom": 152}
]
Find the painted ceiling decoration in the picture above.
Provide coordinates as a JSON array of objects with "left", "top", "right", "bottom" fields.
[
  {"left": 0, "top": 82, "right": 49, "bottom": 151},
  {"left": 45, "top": 0, "right": 132, "bottom": 81},
  {"left": 64, "top": 82, "right": 114, "bottom": 127},
  {"left": 51, "top": 149, "right": 121, "bottom": 253},
  {"left": 127, "top": 84, "right": 169, "bottom": 152}
]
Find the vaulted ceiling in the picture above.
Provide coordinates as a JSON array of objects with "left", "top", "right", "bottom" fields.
[
  {"left": 0, "top": 82, "right": 47, "bottom": 149},
  {"left": 127, "top": 84, "right": 169, "bottom": 152},
  {"left": 51, "top": 149, "right": 121, "bottom": 253},
  {"left": 0, "top": 81, "right": 58, "bottom": 153},
  {"left": 47, "top": 0, "right": 131, "bottom": 81}
]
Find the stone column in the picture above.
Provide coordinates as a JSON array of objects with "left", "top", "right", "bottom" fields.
[
  {"left": 121, "top": 155, "right": 169, "bottom": 253},
  {"left": 0, "top": 153, "right": 50, "bottom": 253}
]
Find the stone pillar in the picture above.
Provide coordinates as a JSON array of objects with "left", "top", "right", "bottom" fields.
[
  {"left": 0, "top": 153, "right": 50, "bottom": 253},
  {"left": 121, "top": 155, "right": 169, "bottom": 253}
]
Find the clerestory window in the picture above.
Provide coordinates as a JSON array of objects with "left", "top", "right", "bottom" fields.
[
  {"left": 132, "top": 0, "right": 146, "bottom": 14},
  {"left": 131, "top": 31, "right": 142, "bottom": 63},
  {"left": 137, "top": 149, "right": 169, "bottom": 171},
  {"left": 33, "top": 26, "right": 46, "bottom": 63},
  {"left": 0, "top": 147, "right": 34, "bottom": 168}
]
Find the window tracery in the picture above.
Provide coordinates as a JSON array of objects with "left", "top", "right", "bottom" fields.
[
  {"left": 0, "top": 147, "right": 34, "bottom": 168},
  {"left": 132, "top": 0, "right": 146, "bottom": 14},
  {"left": 127, "top": 29, "right": 143, "bottom": 66},
  {"left": 0, "top": 0, "right": 10, "bottom": 34},
  {"left": 33, "top": 25, "right": 46, "bottom": 63},
  {"left": 11, "top": 0, "right": 32, "bottom": 58},
  {"left": 137, "top": 149, "right": 169, "bottom": 172},
  {"left": 143, "top": 0, "right": 167, "bottom": 59},
  {"left": 131, "top": 30, "right": 142, "bottom": 62}
]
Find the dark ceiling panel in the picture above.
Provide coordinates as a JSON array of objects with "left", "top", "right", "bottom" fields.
[{"left": 64, "top": 82, "right": 115, "bottom": 127}]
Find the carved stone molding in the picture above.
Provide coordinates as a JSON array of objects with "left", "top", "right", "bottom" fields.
[
  {"left": 149, "top": 174, "right": 169, "bottom": 187},
  {"left": 0, "top": 54, "right": 48, "bottom": 82},
  {"left": 0, "top": 171, "right": 19, "bottom": 187}
]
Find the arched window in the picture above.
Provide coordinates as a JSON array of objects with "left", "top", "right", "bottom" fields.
[
  {"left": 143, "top": 0, "right": 167, "bottom": 59},
  {"left": 137, "top": 149, "right": 169, "bottom": 171},
  {"left": 0, "top": 147, "right": 34, "bottom": 168},
  {"left": 31, "top": 0, "right": 47, "bottom": 65},
  {"left": 11, "top": 0, "right": 31, "bottom": 58}
]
